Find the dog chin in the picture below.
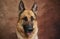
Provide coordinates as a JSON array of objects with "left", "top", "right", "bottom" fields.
[
  {"left": 25, "top": 32, "right": 32, "bottom": 37},
  {"left": 27, "top": 32, "right": 32, "bottom": 36}
]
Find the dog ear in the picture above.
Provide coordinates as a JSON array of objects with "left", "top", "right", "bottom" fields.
[
  {"left": 31, "top": 3, "right": 37, "bottom": 13},
  {"left": 19, "top": 0, "right": 25, "bottom": 11}
]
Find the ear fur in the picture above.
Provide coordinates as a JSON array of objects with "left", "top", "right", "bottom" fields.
[
  {"left": 31, "top": 3, "right": 37, "bottom": 13},
  {"left": 19, "top": 0, "right": 25, "bottom": 11}
]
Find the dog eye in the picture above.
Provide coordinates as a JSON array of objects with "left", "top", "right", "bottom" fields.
[
  {"left": 22, "top": 16, "right": 28, "bottom": 21},
  {"left": 31, "top": 16, "right": 34, "bottom": 21}
]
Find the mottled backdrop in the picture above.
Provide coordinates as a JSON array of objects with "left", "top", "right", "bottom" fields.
[{"left": 0, "top": 0, "right": 60, "bottom": 39}]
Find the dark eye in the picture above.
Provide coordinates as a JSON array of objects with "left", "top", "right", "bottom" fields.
[
  {"left": 31, "top": 16, "right": 34, "bottom": 21},
  {"left": 22, "top": 16, "right": 28, "bottom": 21}
]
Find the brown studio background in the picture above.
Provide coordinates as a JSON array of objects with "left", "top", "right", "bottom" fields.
[{"left": 0, "top": 0, "right": 60, "bottom": 39}]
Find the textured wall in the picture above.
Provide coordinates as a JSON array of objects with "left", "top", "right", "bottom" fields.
[{"left": 0, "top": 0, "right": 60, "bottom": 39}]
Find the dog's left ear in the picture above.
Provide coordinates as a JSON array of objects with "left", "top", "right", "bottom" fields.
[{"left": 31, "top": 3, "right": 37, "bottom": 13}]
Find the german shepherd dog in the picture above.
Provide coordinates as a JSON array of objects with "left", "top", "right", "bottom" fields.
[{"left": 16, "top": 0, "right": 38, "bottom": 39}]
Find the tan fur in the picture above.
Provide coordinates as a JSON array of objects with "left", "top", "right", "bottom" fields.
[{"left": 16, "top": 10, "right": 38, "bottom": 39}]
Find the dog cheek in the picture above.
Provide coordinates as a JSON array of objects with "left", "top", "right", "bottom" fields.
[
  {"left": 33, "top": 21, "right": 37, "bottom": 29},
  {"left": 17, "top": 21, "right": 24, "bottom": 32}
]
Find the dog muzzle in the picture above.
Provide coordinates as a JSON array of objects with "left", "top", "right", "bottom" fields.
[{"left": 23, "top": 25, "right": 33, "bottom": 35}]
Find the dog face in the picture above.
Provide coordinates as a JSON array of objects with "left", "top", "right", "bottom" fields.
[{"left": 17, "top": 0, "right": 37, "bottom": 37}]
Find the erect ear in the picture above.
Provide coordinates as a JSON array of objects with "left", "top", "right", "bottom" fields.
[
  {"left": 19, "top": 0, "right": 25, "bottom": 11},
  {"left": 31, "top": 3, "right": 37, "bottom": 13}
]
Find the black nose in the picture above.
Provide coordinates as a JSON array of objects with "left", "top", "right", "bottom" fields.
[{"left": 23, "top": 25, "right": 33, "bottom": 33}]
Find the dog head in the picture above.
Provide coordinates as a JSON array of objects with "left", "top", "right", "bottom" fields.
[{"left": 17, "top": 0, "right": 38, "bottom": 37}]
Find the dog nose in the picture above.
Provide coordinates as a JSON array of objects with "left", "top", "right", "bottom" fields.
[
  {"left": 23, "top": 25, "right": 33, "bottom": 33},
  {"left": 27, "top": 26, "right": 33, "bottom": 32}
]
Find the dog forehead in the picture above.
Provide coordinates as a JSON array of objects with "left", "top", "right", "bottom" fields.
[{"left": 21, "top": 10, "right": 35, "bottom": 17}]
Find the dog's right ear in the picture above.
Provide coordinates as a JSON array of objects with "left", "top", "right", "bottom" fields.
[{"left": 19, "top": 0, "right": 25, "bottom": 11}]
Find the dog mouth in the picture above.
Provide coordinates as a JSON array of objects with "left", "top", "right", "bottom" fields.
[
  {"left": 24, "top": 27, "right": 33, "bottom": 36},
  {"left": 26, "top": 32, "right": 32, "bottom": 36},
  {"left": 25, "top": 29, "right": 33, "bottom": 36},
  {"left": 23, "top": 24, "right": 33, "bottom": 36}
]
